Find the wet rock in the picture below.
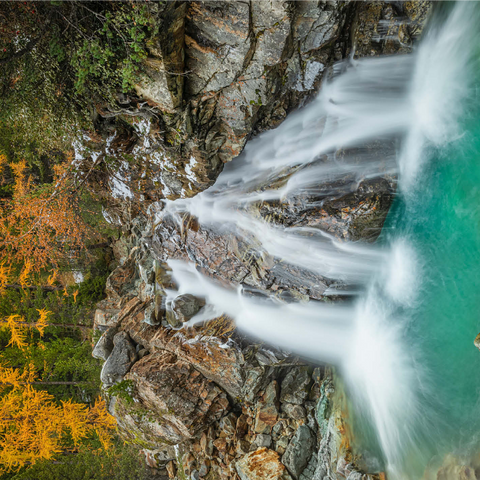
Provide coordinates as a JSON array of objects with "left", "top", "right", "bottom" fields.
[
  {"left": 152, "top": 216, "right": 330, "bottom": 300},
  {"left": 142, "top": 302, "right": 159, "bottom": 327},
  {"left": 280, "top": 367, "right": 312, "bottom": 405},
  {"left": 282, "top": 425, "right": 315, "bottom": 479},
  {"left": 92, "top": 326, "right": 117, "bottom": 361},
  {"left": 236, "top": 448, "right": 286, "bottom": 480},
  {"left": 165, "top": 308, "right": 183, "bottom": 328},
  {"left": 474, "top": 332, "right": 480, "bottom": 350},
  {"left": 171, "top": 293, "right": 204, "bottom": 323},
  {"left": 100, "top": 332, "right": 137, "bottom": 386},
  {"left": 115, "top": 351, "right": 229, "bottom": 446}
]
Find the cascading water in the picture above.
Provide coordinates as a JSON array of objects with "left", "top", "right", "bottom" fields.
[{"left": 151, "top": 3, "right": 480, "bottom": 478}]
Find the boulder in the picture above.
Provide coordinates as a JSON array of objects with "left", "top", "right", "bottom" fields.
[
  {"left": 254, "top": 381, "right": 279, "bottom": 435},
  {"left": 100, "top": 332, "right": 138, "bottom": 387},
  {"left": 171, "top": 293, "right": 203, "bottom": 323},
  {"left": 121, "top": 314, "right": 245, "bottom": 397},
  {"left": 92, "top": 327, "right": 117, "bottom": 361},
  {"left": 236, "top": 448, "right": 287, "bottom": 480},
  {"left": 94, "top": 298, "right": 120, "bottom": 330},
  {"left": 282, "top": 425, "right": 315, "bottom": 479},
  {"left": 280, "top": 367, "right": 312, "bottom": 405}
]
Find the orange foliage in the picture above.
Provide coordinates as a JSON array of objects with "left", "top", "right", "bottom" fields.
[
  {"left": 0, "top": 309, "right": 52, "bottom": 350},
  {"left": 0, "top": 363, "right": 116, "bottom": 474},
  {"left": 0, "top": 159, "right": 96, "bottom": 271}
]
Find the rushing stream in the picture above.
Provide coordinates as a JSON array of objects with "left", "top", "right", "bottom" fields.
[{"left": 154, "top": 3, "right": 480, "bottom": 478}]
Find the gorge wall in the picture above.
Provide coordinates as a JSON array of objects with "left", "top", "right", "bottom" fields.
[{"left": 89, "top": 2, "right": 430, "bottom": 480}]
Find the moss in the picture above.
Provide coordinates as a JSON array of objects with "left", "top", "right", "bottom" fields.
[{"left": 107, "top": 380, "right": 136, "bottom": 404}]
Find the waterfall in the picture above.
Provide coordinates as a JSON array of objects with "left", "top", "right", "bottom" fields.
[{"left": 152, "top": 3, "right": 480, "bottom": 478}]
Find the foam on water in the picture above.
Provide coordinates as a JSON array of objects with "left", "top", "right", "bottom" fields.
[{"left": 156, "top": 4, "right": 479, "bottom": 477}]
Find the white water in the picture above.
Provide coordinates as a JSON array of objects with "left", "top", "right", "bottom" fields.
[{"left": 154, "top": 4, "right": 476, "bottom": 477}]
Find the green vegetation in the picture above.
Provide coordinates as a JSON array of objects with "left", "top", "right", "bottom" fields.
[
  {"left": 0, "top": 1, "right": 161, "bottom": 163},
  {"left": 8, "top": 443, "right": 150, "bottom": 480},
  {"left": 0, "top": 2, "right": 162, "bottom": 476}
]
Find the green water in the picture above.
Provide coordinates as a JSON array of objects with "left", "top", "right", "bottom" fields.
[{"left": 379, "top": 111, "right": 480, "bottom": 476}]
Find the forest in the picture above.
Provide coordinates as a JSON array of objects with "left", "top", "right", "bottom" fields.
[{"left": 0, "top": 1, "right": 161, "bottom": 478}]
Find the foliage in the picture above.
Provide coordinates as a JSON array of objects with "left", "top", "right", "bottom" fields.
[
  {"left": 107, "top": 380, "right": 136, "bottom": 405},
  {"left": 0, "top": 157, "right": 99, "bottom": 273},
  {"left": 0, "top": 261, "right": 111, "bottom": 402},
  {"left": 0, "top": 1, "right": 161, "bottom": 159},
  {"left": 9, "top": 443, "right": 150, "bottom": 480},
  {"left": 0, "top": 363, "right": 116, "bottom": 474}
]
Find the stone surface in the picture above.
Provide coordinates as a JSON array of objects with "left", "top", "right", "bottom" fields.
[
  {"left": 171, "top": 293, "right": 203, "bottom": 323},
  {"left": 92, "top": 326, "right": 117, "bottom": 361},
  {"left": 474, "top": 333, "right": 480, "bottom": 351},
  {"left": 115, "top": 351, "right": 229, "bottom": 445},
  {"left": 100, "top": 331, "right": 137, "bottom": 386},
  {"left": 282, "top": 425, "right": 316, "bottom": 479},
  {"left": 121, "top": 312, "right": 245, "bottom": 397},
  {"left": 236, "top": 448, "right": 286, "bottom": 480},
  {"left": 280, "top": 367, "right": 312, "bottom": 405}
]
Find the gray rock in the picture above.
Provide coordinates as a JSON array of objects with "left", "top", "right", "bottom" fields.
[
  {"left": 282, "top": 404, "right": 307, "bottom": 421},
  {"left": 92, "top": 327, "right": 117, "bottom": 361},
  {"left": 280, "top": 367, "right": 312, "bottom": 405},
  {"left": 143, "top": 302, "right": 160, "bottom": 326},
  {"left": 253, "top": 434, "right": 272, "bottom": 449},
  {"left": 243, "top": 367, "right": 268, "bottom": 403},
  {"left": 299, "top": 454, "right": 317, "bottom": 480},
  {"left": 171, "top": 293, "right": 203, "bottom": 323},
  {"left": 100, "top": 332, "right": 138, "bottom": 387},
  {"left": 282, "top": 425, "right": 315, "bottom": 479}
]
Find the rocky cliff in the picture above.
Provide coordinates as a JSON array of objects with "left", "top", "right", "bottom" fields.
[{"left": 90, "top": 2, "right": 430, "bottom": 479}]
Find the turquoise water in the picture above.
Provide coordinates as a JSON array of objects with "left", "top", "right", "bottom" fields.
[{"left": 374, "top": 100, "right": 480, "bottom": 476}]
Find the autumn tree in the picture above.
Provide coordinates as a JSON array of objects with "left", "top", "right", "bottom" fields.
[
  {"left": 0, "top": 362, "right": 116, "bottom": 475},
  {"left": 0, "top": 156, "right": 100, "bottom": 275},
  {"left": 0, "top": 278, "right": 106, "bottom": 404}
]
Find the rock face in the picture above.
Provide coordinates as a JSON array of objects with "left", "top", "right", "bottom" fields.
[
  {"left": 90, "top": 2, "right": 431, "bottom": 479},
  {"left": 115, "top": 351, "right": 229, "bottom": 446},
  {"left": 96, "top": 234, "right": 385, "bottom": 478},
  {"left": 75, "top": 0, "right": 429, "bottom": 227}
]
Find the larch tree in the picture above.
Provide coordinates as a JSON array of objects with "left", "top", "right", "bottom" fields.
[
  {"left": 0, "top": 157, "right": 97, "bottom": 274},
  {"left": 0, "top": 362, "right": 116, "bottom": 474}
]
